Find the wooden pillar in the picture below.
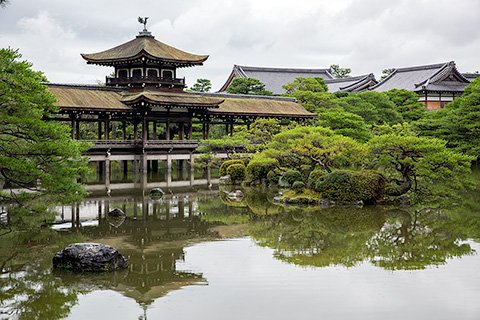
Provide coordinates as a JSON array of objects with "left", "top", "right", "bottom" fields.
[
  {"left": 190, "top": 154, "right": 195, "bottom": 186},
  {"left": 105, "top": 158, "right": 110, "bottom": 187},
  {"left": 166, "top": 155, "right": 172, "bottom": 185},
  {"left": 166, "top": 120, "right": 170, "bottom": 140},
  {"left": 178, "top": 122, "right": 184, "bottom": 140},
  {"left": 98, "top": 120, "right": 102, "bottom": 139},
  {"left": 202, "top": 123, "right": 206, "bottom": 140},
  {"left": 75, "top": 118, "right": 80, "bottom": 140},
  {"left": 111, "top": 122, "right": 116, "bottom": 140},
  {"left": 142, "top": 118, "right": 148, "bottom": 142},
  {"left": 206, "top": 121, "right": 210, "bottom": 139},
  {"left": 120, "top": 160, "right": 127, "bottom": 180},
  {"left": 132, "top": 159, "right": 139, "bottom": 184},
  {"left": 122, "top": 121, "right": 127, "bottom": 140},
  {"left": 189, "top": 118, "right": 193, "bottom": 140},
  {"left": 153, "top": 121, "right": 157, "bottom": 140},
  {"left": 134, "top": 121, "right": 139, "bottom": 142},
  {"left": 71, "top": 117, "right": 76, "bottom": 140},
  {"left": 104, "top": 119, "right": 109, "bottom": 140},
  {"left": 178, "top": 197, "right": 184, "bottom": 218}
]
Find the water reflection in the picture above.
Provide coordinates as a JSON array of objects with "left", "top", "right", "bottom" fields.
[
  {"left": 208, "top": 186, "right": 478, "bottom": 270},
  {"left": 1, "top": 184, "right": 480, "bottom": 319}
]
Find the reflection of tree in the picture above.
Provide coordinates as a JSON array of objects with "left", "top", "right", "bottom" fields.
[
  {"left": 203, "top": 187, "right": 479, "bottom": 270},
  {"left": 248, "top": 206, "right": 385, "bottom": 267},
  {"left": 1, "top": 265, "right": 79, "bottom": 320},
  {"left": 442, "top": 170, "right": 480, "bottom": 241},
  {"left": 367, "top": 209, "right": 473, "bottom": 270},
  {"left": 0, "top": 222, "right": 86, "bottom": 320}
]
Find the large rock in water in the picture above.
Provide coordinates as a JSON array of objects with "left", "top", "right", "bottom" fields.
[{"left": 53, "top": 243, "right": 128, "bottom": 272}]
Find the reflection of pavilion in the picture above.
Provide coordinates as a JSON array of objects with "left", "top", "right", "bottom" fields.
[{"left": 53, "top": 188, "right": 218, "bottom": 305}]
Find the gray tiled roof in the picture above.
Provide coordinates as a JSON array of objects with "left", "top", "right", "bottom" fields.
[
  {"left": 463, "top": 73, "right": 480, "bottom": 81},
  {"left": 222, "top": 65, "right": 335, "bottom": 95},
  {"left": 371, "top": 61, "right": 470, "bottom": 93},
  {"left": 325, "top": 74, "right": 377, "bottom": 92}
]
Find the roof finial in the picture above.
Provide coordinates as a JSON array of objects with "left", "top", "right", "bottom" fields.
[{"left": 137, "top": 17, "right": 152, "bottom": 36}]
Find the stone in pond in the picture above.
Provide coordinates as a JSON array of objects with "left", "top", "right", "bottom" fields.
[
  {"left": 107, "top": 208, "right": 126, "bottom": 228},
  {"left": 149, "top": 188, "right": 165, "bottom": 200},
  {"left": 53, "top": 243, "right": 128, "bottom": 272}
]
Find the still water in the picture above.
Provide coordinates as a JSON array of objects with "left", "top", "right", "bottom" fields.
[{"left": 1, "top": 185, "right": 480, "bottom": 319}]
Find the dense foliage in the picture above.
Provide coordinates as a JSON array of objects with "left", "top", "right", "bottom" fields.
[
  {"left": 416, "top": 78, "right": 480, "bottom": 161},
  {"left": 208, "top": 76, "right": 479, "bottom": 205},
  {"left": 313, "top": 170, "right": 386, "bottom": 203},
  {"left": 0, "top": 48, "right": 90, "bottom": 208},
  {"left": 226, "top": 78, "right": 273, "bottom": 96},
  {"left": 188, "top": 78, "right": 212, "bottom": 92}
]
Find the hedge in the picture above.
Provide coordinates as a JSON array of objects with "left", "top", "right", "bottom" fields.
[
  {"left": 220, "top": 159, "right": 245, "bottom": 177},
  {"left": 314, "top": 170, "right": 386, "bottom": 203}
]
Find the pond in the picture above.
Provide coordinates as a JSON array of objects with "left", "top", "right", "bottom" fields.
[{"left": 1, "top": 184, "right": 480, "bottom": 320}]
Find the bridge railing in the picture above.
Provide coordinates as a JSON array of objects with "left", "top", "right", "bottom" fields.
[{"left": 83, "top": 140, "right": 201, "bottom": 149}]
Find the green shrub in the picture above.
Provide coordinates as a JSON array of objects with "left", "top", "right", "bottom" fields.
[
  {"left": 220, "top": 159, "right": 244, "bottom": 177},
  {"left": 279, "top": 170, "right": 303, "bottom": 188},
  {"left": 292, "top": 181, "right": 305, "bottom": 190},
  {"left": 246, "top": 157, "right": 279, "bottom": 182},
  {"left": 267, "top": 170, "right": 276, "bottom": 184},
  {"left": 227, "top": 163, "right": 246, "bottom": 182},
  {"left": 315, "top": 170, "right": 386, "bottom": 203},
  {"left": 308, "top": 170, "right": 326, "bottom": 187},
  {"left": 240, "top": 157, "right": 250, "bottom": 166}
]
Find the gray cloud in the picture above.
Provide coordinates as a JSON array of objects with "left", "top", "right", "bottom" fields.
[{"left": 1, "top": 0, "right": 478, "bottom": 90}]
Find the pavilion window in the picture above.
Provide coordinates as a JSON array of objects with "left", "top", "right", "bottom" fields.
[
  {"left": 147, "top": 68, "right": 159, "bottom": 78},
  {"left": 117, "top": 69, "right": 128, "bottom": 79},
  {"left": 162, "top": 70, "right": 173, "bottom": 79},
  {"left": 132, "top": 68, "right": 143, "bottom": 78}
]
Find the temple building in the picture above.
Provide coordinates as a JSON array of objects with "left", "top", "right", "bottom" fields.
[
  {"left": 46, "top": 24, "right": 316, "bottom": 188},
  {"left": 370, "top": 61, "right": 472, "bottom": 111},
  {"left": 218, "top": 65, "right": 378, "bottom": 95}
]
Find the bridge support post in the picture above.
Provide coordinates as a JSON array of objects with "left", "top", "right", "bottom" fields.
[
  {"left": 166, "top": 155, "right": 172, "bottom": 186},
  {"left": 105, "top": 158, "right": 110, "bottom": 188},
  {"left": 132, "top": 158, "right": 139, "bottom": 184},
  {"left": 190, "top": 154, "right": 195, "bottom": 186},
  {"left": 96, "top": 161, "right": 103, "bottom": 182},
  {"left": 120, "top": 160, "right": 127, "bottom": 180}
]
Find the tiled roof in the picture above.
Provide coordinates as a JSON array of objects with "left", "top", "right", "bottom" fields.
[
  {"left": 121, "top": 90, "right": 223, "bottom": 108},
  {"left": 47, "top": 84, "right": 130, "bottom": 112},
  {"left": 463, "top": 73, "right": 480, "bottom": 81},
  {"left": 219, "top": 65, "right": 335, "bottom": 95},
  {"left": 371, "top": 61, "right": 470, "bottom": 93},
  {"left": 81, "top": 34, "right": 208, "bottom": 67},
  {"left": 47, "top": 84, "right": 315, "bottom": 119},
  {"left": 325, "top": 74, "right": 377, "bottom": 92},
  {"left": 195, "top": 92, "right": 317, "bottom": 119}
]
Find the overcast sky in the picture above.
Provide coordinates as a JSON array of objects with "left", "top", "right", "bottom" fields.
[{"left": 1, "top": 0, "right": 479, "bottom": 91}]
